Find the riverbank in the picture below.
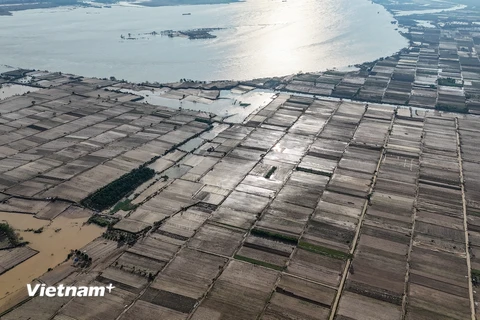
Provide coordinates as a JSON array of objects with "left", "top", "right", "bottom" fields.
[
  {"left": 148, "top": 0, "right": 479, "bottom": 114},
  {"left": 0, "top": 0, "right": 407, "bottom": 83}
]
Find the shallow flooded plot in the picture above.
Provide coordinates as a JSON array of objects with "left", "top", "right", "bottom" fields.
[
  {"left": 0, "top": 84, "right": 40, "bottom": 100},
  {"left": 118, "top": 88, "right": 276, "bottom": 123},
  {"left": 188, "top": 223, "right": 245, "bottom": 256}
]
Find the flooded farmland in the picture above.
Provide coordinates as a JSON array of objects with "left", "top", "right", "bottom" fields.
[
  {"left": 1, "top": 65, "right": 480, "bottom": 319},
  {"left": 0, "top": 212, "right": 104, "bottom": 301},
  {"left": 0, "top": 84, "right": 39, "bottom": 100}
]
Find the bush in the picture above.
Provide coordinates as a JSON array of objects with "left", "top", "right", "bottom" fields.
[
  {"left": 435, "top": 104, "right": 468, "bottom": 114},
  {"left": 110, "top": 199, "right": 137, "bottom": 214},
  {"left": 0, "top": 223, "right": 19, "bottom": 246},
  {"left": 438, "top": 77, "right": 463, "bottom": 87},
  {"left": 298, "top": 241, "right": 352, "bottom": 260},
  {"left": 265, "top": 166, "right": 277, "bottom": 179},
  {"left": 88, "top": 215, "right": 117, "bottom": 227}
]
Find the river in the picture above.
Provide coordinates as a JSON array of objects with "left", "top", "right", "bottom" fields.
[{"left": 0, "top": 0, "right": 407, "bottom": 83}]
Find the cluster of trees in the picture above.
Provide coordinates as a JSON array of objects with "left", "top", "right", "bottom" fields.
[
  {"left": 113, "top": 261, "right": 155, "bottom": 280},
  {"left": 81, "top": 167, "right": 155, "bottom": 211},
  {"left": 179, "top": 78, "right": 207, "bottom": 83},
  {"left": 68, "top": 249, "right": 93, "bottom": 268},
  {"left": 88, "top": 215, "right": 117, "bottom": 227},
  {"left": 0, "top": 223, "right": 19, "bottom": 247},
  {"left": 438, "top": 77, "right": 463, "bottom": 87},
  {"left": 103, "top": 230, "right": 137, "bottom": 245}
]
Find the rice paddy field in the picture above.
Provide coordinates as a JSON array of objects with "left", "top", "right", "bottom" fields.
[{"left": 0, "top": 70, "right": 479, "bottom": 319}]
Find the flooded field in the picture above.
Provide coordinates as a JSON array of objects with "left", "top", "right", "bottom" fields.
[
  {"left": 0, "top": 84, "right": 39, "bottom": 100},
  {"left": 394, "top": 4, "right": 467, "bottom": 16},
  {"left": 0, "top": 211, "right": 104, "bottom": 302},
  {"left": 1, "top": 68, "right": 480, "bottom": 319},
  {"left": 119, "top": 87, "right": 276, "bottom": 123}
]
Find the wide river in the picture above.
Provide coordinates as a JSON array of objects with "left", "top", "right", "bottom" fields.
[{"left": 0, "top": 0, "right": 407, "bottom": 83}]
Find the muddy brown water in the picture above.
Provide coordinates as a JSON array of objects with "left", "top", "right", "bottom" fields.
[{"left": 0, "top": 211, "right": 104, "bottom": 304}]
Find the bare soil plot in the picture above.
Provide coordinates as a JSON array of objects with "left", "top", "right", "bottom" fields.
[
  {"left": 120, "top": 300, "right": 187, "bottom": 320},
  {"left": 2, "top": 284, "right": 72, "bottom": 320},
  {"left": 157, "top": 208, "right": 210, "bottom": 239},
  {"left": 308, "top": 138, "right": 347, "bottom": 160},
  {"left": 257, "top": 200, "right": 314, "bottom": 236},
  {"left": 143, "top": 248, "right": 227, "bottom": 314},
  {"left": 59, "top": 280, "right": 138, "bottom": 320},
  {"left": 35, "top": 201, "right": 71, "bottom": 220},
  {"left": 191, "top": 260, "right": 278, "bottom": 320},
  {"left": 347, "top": 242, "right": 407, "bottom": 305},
  {"left": 326, "top": 169, "right": 373, "bottom": 199},
  {"left": 0, "top": 246, "right": 38, "bottom": 275},
  {"left": 263, "top": 292, "right": 330, "bottom": 320},
  {"left": 188, "top": 223, "right": 245, "bottom": 256},
  {"left": 236, "top": 233, "right": 295, "bottom": 270},
  {"left": 0, "top": 198, "right": 49, "bottom": 214},
  {"left": 97, "top": 267, "right": 149, "bottom": 294},
  {"left": 287, "top": 248, "right": 345, "bottom": 288},
  {"left": 337, "top": 291, "right": 402, "bottom": 320},
  {"left": 127, "top": 236, "right": 180, "bottom": 265},
  {"left": 407, "top": 283, "right": 471, "bottom": 320}
]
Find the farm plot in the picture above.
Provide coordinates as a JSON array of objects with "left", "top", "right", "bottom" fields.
[
  {"left": 0, "top": 246, "right": 38, "bottom": 275},
  {"left": 190, "top": 260, "right": 278, "bottom": 320},
  {"left": 141, "top": 248, "right": 227, "bottom": 315},
  {"left": 263, "top": 275, "right": 336, "bottom": 320}
]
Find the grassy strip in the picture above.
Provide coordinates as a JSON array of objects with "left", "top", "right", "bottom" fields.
[
  {"left": 88, "top": 215, "right": 118, "bottom": 228},
  {"left": 264, "top": 166, "right": 277, "bottom": 179},
  {"left": 472, "top": 269, "right": 480, "bottom": 286},
  {"left": 296, "top": 166, "right": 332, "bottom": 177},
  {"left": 81, "top": 167, "right": 155, "bottom": 211},
  {"left": 471, "top": 269, "right": 480, "bottom": 284},
  {"left": 298, "top": 241, "right": 352, "bottom": 260},
  {"left": 438, "top": 77, "right": 463, "bottom": 87},
  {"left": 435, "top": 104, "right": 468, "bottom": 114},
  {"left": 471, "top": 269, "right": 480, "bottom": 279},
  {"left": 251, "top": 228, "right": 298, "bottom": 245},
  {"left": 110, "top": 199, "right": 137, "bottom": 214},
  {"left": 234, "top": 255, "right": 284, "bottom": 271},
  {"left": 194, "top": 117, "right": 213, "bottom": 124}
]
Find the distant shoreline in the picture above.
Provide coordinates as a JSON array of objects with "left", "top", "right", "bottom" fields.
[{"left": 0, "top": 0, "right": 241, "bottom": 16}]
